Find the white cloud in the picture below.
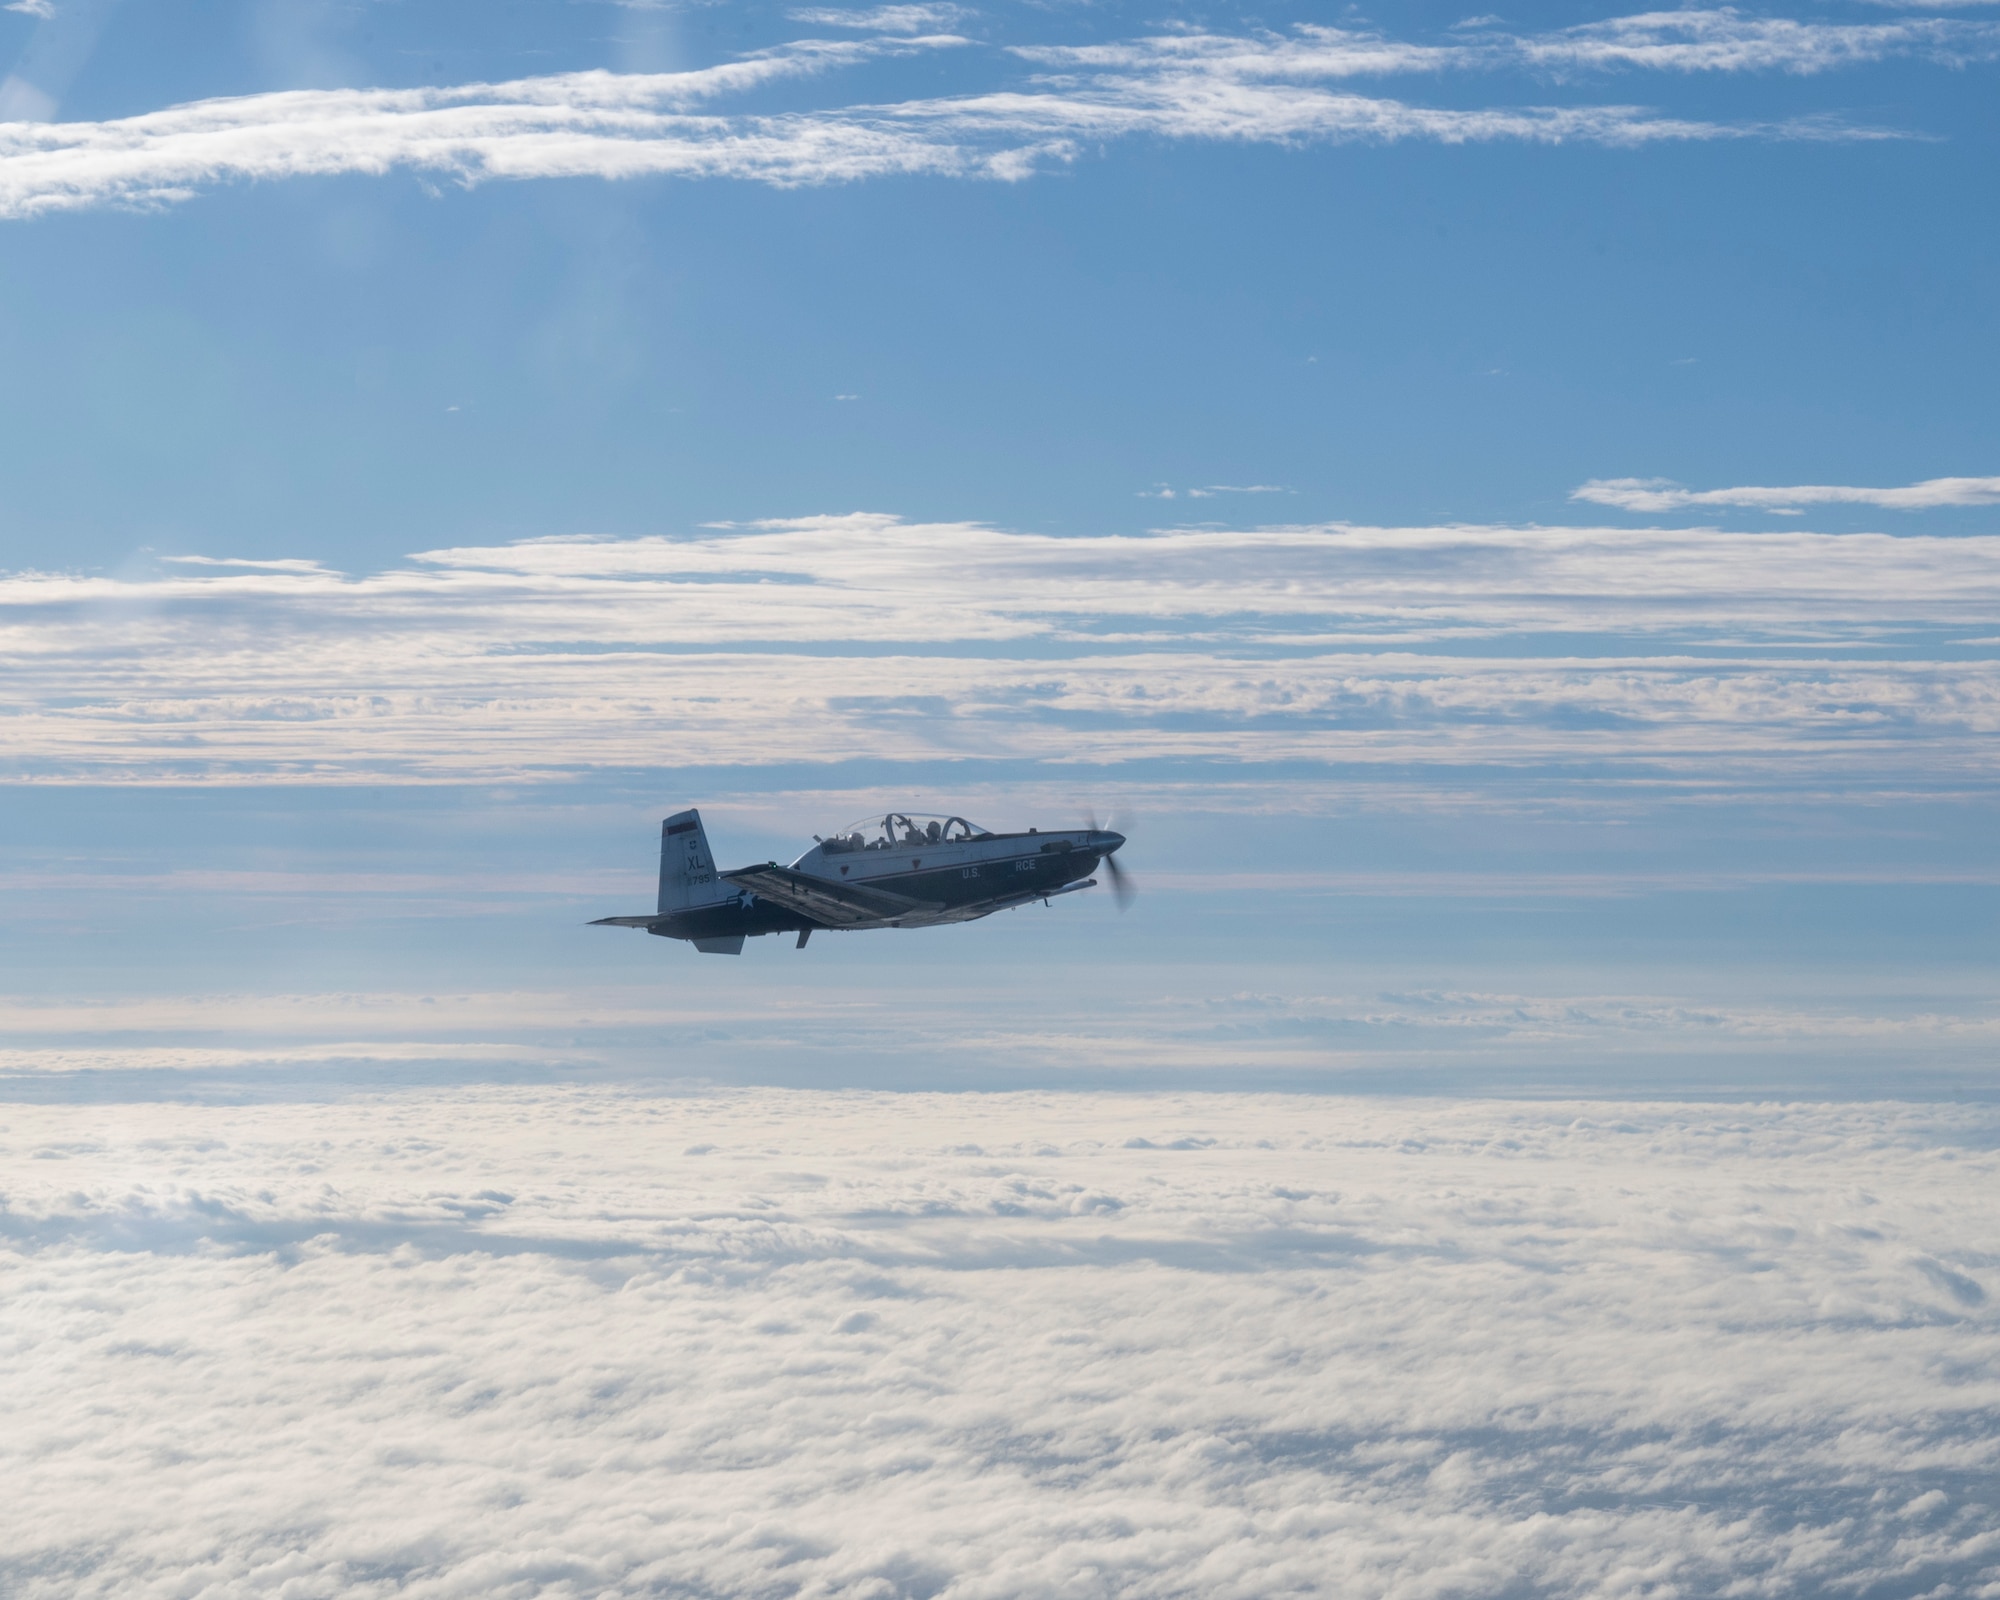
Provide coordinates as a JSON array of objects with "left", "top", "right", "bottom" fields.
[
  {"left": 0, "top": 38, "right": 972, "bottom": 218},
  {"left": 0, "top": 11, "right": 1966, "bottom": 218},
  {"left": 3, "top": 1089, "right": 1999, "bottom": 1596},
  {"left": 1, "top": 972, "right": 1995, "bottom": 1080},
  {"left": 1018, "top": 11, "right": 2000, "bottom": 81},
  {"left": 1141, "top": 484, "right": 1289, "bottom": 499},
  {"left": 159, "top": 554, "right": 336, "bottom": 572},
  {"left": 1, "top": 513, "right": 1998, "bottom": 783},
  {"left": 0, "top": 74, "right": 57, "bottom": 122},
  {"left": 1510, "top": 6, "right": 2000, "bottom": 73},
  {"left": 1575, "top": 474, "right": 2000, "bottom": 511},
  {"left": 789, "top": 3, "right": 969, "bottom": 32}
]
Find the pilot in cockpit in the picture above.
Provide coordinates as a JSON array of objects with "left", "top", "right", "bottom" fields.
[{"left": 925, "top": 820, "right": 942, "bottom": 843}]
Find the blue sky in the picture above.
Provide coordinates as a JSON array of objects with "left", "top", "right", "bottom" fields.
[
  {"left": 0, "top": 0, "right": 1997, "bottom": 1090},
  {"left": 3, "top": 0, "right": 1998, "bottom": 570}
]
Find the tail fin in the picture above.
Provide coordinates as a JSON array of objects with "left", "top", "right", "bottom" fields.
[{"left": 659, "top": 808, "right": 732, "bottom": 915}]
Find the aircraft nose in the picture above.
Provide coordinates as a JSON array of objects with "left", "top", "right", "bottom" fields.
[{"left": 1097, "top": 830, "right": 1126, "bottom": 854}]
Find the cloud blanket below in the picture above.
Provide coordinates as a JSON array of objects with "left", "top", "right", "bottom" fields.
[{"left": 4, "top": 1088, "right": 1998, "bottom": 1597}]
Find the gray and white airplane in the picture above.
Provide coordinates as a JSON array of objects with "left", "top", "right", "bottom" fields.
[{"left": 592, "top": 808, "right": 1130, "bottom": 953}]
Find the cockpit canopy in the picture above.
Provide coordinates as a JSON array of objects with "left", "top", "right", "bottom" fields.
[{"left": 818, "top": 812, "right": 991, "bottom": 853}]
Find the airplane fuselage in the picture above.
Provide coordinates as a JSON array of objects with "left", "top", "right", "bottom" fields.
[
  {"left": 660, "top": 826, "right": 1112, "bottom": 941},
  {"left": 591, "top": 808, "right": 1129, "bottom": 952}
]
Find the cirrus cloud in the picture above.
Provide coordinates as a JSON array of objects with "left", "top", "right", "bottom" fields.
[
  {"left": 1574, "top": 473, "right": 2000, "bottom": 513},
  {"left": 788, "top": 3, "right": 970, "bottom": 31},
  {"left": 1, "top": 9, "right": 1983, "bottom": 218}
]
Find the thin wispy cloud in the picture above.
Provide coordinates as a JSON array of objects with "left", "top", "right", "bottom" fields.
[
  {"left": 7, "top": 975, "right": 1996, "bottom": 1077},
  {"left": 2, "top": 513, "right": 1997, "bottom": 784},
  {"left": 0, "top": 37, "right": 970, "bottom": 217},
  {"left": 3, "top": 971, "right": 1997, "bottom": 1080},
  {"left": 1139, "top": 483, "right": 1289, "bottom": 499},
  {"left": 1510, "top": 6, "right": 2000, "bottom": 72},
  {"left": 1, "top": 9, "right": 1978, "bottom": 217},
  {"left": 788, "top": 3, "right": 969, "bottom": 32},
  {"left": 1018, "top": 11, "right": 2000, "bottom": 80},
  {"left": 160, "top": 554, "right": 336, "bottom": 573},
  {"left": 1576, "top": 473, "right": 2000, "bottom": 512}
]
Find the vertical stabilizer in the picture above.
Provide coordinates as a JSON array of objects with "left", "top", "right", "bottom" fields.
[{"left": 659, "top": 809, "right": 731, "bottom": 914}]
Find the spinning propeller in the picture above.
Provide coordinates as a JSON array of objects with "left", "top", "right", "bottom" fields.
[{"left": 1085, "top": 810, "right": 1136, "bottom": 910}]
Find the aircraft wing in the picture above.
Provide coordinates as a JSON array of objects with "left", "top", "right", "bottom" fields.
[
  {"left": 722, "top": 863, "right": 940, "bottom": 928},
  {"left": 589, "top": 914, "right": 663, "bottom": 928},
  {"left": 917, "top": 878, "right": 1099, "bottom": 925}
]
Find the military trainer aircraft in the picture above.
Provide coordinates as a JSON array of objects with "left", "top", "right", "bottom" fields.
[{"left": 591, "top": 808, "right": 1130, "bottom": 953}]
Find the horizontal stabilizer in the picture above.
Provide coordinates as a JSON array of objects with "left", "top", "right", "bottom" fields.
[{"left": 589, "top": 914, "right": 662, "bottom": 928}]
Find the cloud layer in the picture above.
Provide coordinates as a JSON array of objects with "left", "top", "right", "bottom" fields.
[
  {"left": 2, "top": 513, "right": 1998, "bottom": 785},
  {"left": 4, "top": 1089, "right": 1998, "bottom": 1598},
  {"left": 1576, "top": 473, "right": 2000, "bottom": 512},
  {"left": 2, "top": 969, "right": 1996, "bottom": 1087},
  {"left": 3, "top": 8, "right": 1991, "bottom": 216}
]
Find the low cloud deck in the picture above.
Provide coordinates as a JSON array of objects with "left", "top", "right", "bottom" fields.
[{"left": 5, "top": 1087, "right": 1997, "bottom": 1596}]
